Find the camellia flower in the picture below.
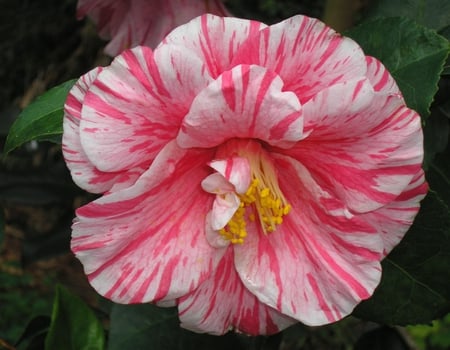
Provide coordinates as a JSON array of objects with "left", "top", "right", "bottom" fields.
[
  {"left": 77, "top": 0, "right": 230, "bottom": 56},
  {"left": 63, "top": 14, "right": 428, "bottom": 335}
]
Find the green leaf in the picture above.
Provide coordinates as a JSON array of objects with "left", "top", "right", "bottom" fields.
[
  {"left": 363, "top": 0, "right": 450, "bottom": 31},
  {"left": 15, "top": 315, "right": 50, "bottom": 350},
  {"left": 108, "top": 304, "right": 178, "bottom": 350},
  {"left": 354, "top": 191, "right": 450, "bottom": 325},
  {"left": 4, "top": 79, "right": 76, "bottom": 154},
  {"left": 355, "top": 140, "right": 450, "bottom": 325},
  {"left": 427, "top": 141, "right": 450, "bottom": 209},
  {"left": 423, "top": 104, "right": 449, "bottom": 169},
  {"left": 346, "top": 17, "right": 450, "bottom": 118},
  {"left": 440, "top": 26, "right": 450, "bottom": 75},
  {"left": 45, "top": 285, "right": 105, "bottom": 350},
  {"left": 108, "top": 303, "right": 275, "bottom": 350}
]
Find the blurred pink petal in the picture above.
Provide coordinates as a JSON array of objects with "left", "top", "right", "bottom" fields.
[{"left": 77, "top": 0, "right": 231, "bottom": 56}]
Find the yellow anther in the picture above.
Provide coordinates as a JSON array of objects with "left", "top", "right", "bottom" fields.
[
  {"left": 283, "top": 205, "right": 292, "bottom": 215},
  {"left": 260, "top": 188, "right": 270, "bottom": 198},
  {"left": 216, "top": 143, "right": 291, "bottom": 244}
]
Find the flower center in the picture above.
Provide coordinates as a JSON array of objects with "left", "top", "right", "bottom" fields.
[{"left": 219, "top": 148, "right": 291, "bottom": 244}]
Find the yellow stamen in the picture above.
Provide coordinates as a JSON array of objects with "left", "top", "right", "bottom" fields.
[{"left": 219, "top": 147, "right": 290, "bottom": 244}]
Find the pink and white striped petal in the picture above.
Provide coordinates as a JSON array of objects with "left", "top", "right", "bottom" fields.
[
  {"left": 291, "top": 78, "right": 423, "bottom": 213},
  {"left": 210, "top": 192, "right": 241, "bottom": 231},
  {"left": 361, "top": 170, "right": 428, "bottom": 256},
  {"left": 63, "top": 67, "right": 144, "bottom": 193},
  {"left": 178, "top": 249, "right": 296, "bottom": 335},
  {"left": 205, "top": 213, "right": 231, "bottom": 248},
  {"left": 201, "top": 157, "right": 251, "bottom": 231},
  {"left": 161, "top": 14, "right": 266, "bottom": 78},
  {"left": 208, "top": 157, "right": 251, "bottom": 194},
  {"left": 231, "top": 15, "right": 367, "bottom": 103},
  {"left": 201, "top": 173, "right": 235, "bottom": 195},
  {"left": 152, "top": 43, "right": 213, "bottom": 110},
  {"left": 234, "top": 154, "right": 384, "bottom": 325},
  {"left": 79, "top": 45, "right": 211, "bottom": 173},
  {"left": 71, "top": 141, "right": 220, "bottom": 303},
  {"left": 365, "top": 56, "right": 402, "bottom": 96},
  {"left": 177, "top": 64, "right": 303, "bottom": 149}
]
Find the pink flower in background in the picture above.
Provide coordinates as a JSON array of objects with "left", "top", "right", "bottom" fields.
[
  {"left": 62, "top": 14, "right": 427, "bottom": 335},
  {"left": 77, "top": 0, "right": 230, "bottom": 56}
]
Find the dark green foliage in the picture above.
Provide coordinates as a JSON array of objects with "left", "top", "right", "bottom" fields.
[
  {"left": 346, "top": 17, "right": 450, "bottom": 118},
  {"left": 4, "top": 80, "right": 76, "bottom": 154},
  {"left": 108, "top": 303, "right": 276, "bottom": 350},
  {"left": 362, "top": 0, "right": 450, "bottom": 31},
  {"left": 354, "top": 191, "right": 450, "bottom": 324},
  {"left": 45, "top": 285, "right": 105, "bottom": 350}
]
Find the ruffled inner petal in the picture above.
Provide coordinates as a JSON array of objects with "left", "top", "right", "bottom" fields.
[
  {"left": 205, "top": 213, "right": 230, "bottom": 249},
  {"left": 177, "top": 64, "right": 303, "bottom": 149},
  {"left": 210, "top": 192, "right": 241, "bottom": 230},
  {"left": 201, "top": 173, "right": 235, "bottom": 194},
  {"left": 209, "top": 157, "right": 251, "bottom": 194},
  {"left": 161, "top": 14, "right": 266, "bottom": 78},
  {"left": 71, "top": 141, "right": 220, "bottom": 303},
  {"left": 231, "top": 14, "right": 367, "bottom": 103}
]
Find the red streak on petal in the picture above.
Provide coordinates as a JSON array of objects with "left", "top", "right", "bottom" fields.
[
  {"left": 221, "top": 69, "right": 236, "bottom": 111},
  {"left": 251, "top": 69, "right": 273, "bottom": 133},
  {"left": 307, "top": 273, "right": 336, "bottom": 323},
  {"left": 352, "top": 79, "right": 366, "bottom": 102},
  {"left": 129, "top": 263, "right": 161, "bottom": 303},
  {"left": 309, "top": 237, "right": 371, "bottom": 300},
  {"left": 153, "top": 254, "right": 181, "bottom": 301},
  {"left": 330, "top": 233, "right": 381, "bottom": 261},
  {"left": 118, "top": 267, "right": 145, "bottom": 298}
]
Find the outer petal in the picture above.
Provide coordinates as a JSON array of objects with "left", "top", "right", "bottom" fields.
[
  {"left": 361, "top": 170, "right": 428, "bottom": 256},
  {"left": 80, "top": 45, "right": 211, "bottom": 173},
  {"left": 234, "top": 155, "right": 384, "bottom": 326},
  {"left": 177, "top": 64, "right": 303, "bottom": 149},
  {"left": 62, "top": 67, "right": 143, "bottom": 193},
  {"left": 161, "top": 14, "right": 266, "bottom": 78},
  {"left": 178, "top": 249, "right": 296, "bottom": 335},
  {"left": 365, "top": 56, "right": 402, "bottom": 95},
  {"left": 71, "top": 141, "right": 219, "bottom": 303},
  {"left": 78, "top": 0, "right": 231, "bottom": 56},
  {"left": 232, "top": 15, "right": 367, "bottom": 103},
  {"left": 291, "top": 78, "right": 424, "bottom": 213}
]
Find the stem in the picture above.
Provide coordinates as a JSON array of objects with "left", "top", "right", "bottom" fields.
[{"left": 322, "top": 0, "right": 364, "bottom": 32}]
